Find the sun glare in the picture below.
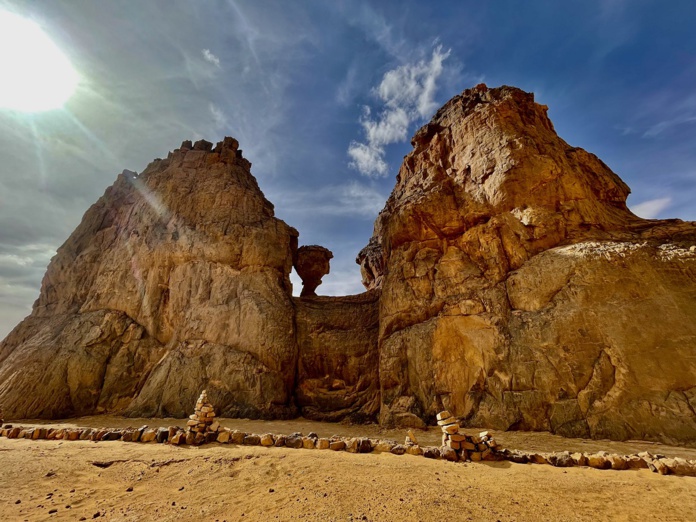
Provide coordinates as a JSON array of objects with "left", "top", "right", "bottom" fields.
[{"left": 0, "top": 11, "right": 79, "bottom": 112}]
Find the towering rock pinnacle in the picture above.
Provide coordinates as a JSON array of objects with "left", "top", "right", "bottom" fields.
[
  {"left": 365, "top": 84, "right": 696, "bottom": 443},
  {"left": 0, "top": 138, "right": 300, "bottom": 419}
]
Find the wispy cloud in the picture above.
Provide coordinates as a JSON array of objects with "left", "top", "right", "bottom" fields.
[
  {"left": 348, "top": 45, "right": 451, "bottom": 177},
  {"left": 630, "top": 197, "right": 672, "bottom": 218},
  {"left": 209, "top": 103, "right": 229, "bottom": 130},
  {"left": 643, "top": 115, "right": 696, "bottom": 138},
  {"left": 271, "top": 181, "right": 387, "bottom": 218},
  {"left": 202, "top": 48, "right": 221, "bottom": 68}
]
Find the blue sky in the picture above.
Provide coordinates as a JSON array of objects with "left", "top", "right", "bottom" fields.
[{"left": 0, "top": 0, "right": 695, "bottom": 338}]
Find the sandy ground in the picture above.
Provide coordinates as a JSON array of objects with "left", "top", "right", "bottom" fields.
[{"left": 1, "top": 433, "right": 695, "bottom": 521}]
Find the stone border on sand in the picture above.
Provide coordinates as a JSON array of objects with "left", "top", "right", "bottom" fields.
[{"left": 1, "top": 423, "right": 695, "bottom": 478}]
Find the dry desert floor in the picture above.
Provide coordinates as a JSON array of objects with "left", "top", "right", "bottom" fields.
[{"left": 1, "top": 417, "right": 695, "bottom": 521}]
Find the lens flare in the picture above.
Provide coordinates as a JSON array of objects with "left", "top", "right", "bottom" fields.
[{"left": 0, "top": 10, "right": 79, "bottom": 112}]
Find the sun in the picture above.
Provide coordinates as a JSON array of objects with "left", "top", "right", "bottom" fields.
[{"left": 0, "top": 11, "right": 79, "bottom": 112}]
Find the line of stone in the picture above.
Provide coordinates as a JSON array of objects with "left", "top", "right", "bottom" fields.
[
  {"left": 2, "top": 394, "right": 695, "bottom": 478},
  {"left": 1, "top": 423, "right": 694, "bottom": 478}
]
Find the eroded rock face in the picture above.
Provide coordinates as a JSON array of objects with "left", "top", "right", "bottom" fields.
[
  {"left": 294, "top": 291, "right": 380, "bottom": 422},
  {"left": 1, "top": 84, "right": 695, "bottom": 446},
  {"left": 0, "top": 138, "right": 300, "bottom": 419},
  {"left": 294, "top": 245, "right": 333, "bottom": 297},
  {"left": 367, "top": 84, "right": 696, "bottom": 444}
]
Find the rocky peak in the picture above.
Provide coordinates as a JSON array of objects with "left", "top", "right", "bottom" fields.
[{"left": 362, "top": 83, "right": 645, "bottom": 288}]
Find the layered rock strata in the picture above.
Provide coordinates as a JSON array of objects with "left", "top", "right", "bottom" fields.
[{"left": 365, "top": 84, "right": 696, "bottom": 444}]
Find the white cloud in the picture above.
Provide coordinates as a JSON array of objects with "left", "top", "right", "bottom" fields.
[
  {"left": 347, "top": 141, "right": 388, "bottom": 178},
  {"left": 348, "top": 45, "right": 451, "bottom": 177},
  {"left": 202, "top": 48, "right": 221, "bottom": 68},
  {"left": 630, "top": 197, "right": 672, "bottom": 219}
]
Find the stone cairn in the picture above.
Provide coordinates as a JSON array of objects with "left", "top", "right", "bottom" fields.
[
  {"left": 184, "top": 390, "right": 221, "bottom": 445},
  {"left": 436, "top": 410, "right": 498, "bottom": 462}
]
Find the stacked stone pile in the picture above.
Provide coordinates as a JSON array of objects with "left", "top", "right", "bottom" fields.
[
  {"left": 185, "top": 390, "right": 221, "bottom": 445},
  {"left": 437, "top": 411, "right": 499, "bottom": 462}
]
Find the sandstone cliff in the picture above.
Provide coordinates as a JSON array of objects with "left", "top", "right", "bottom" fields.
[
  {"left": 363, "top": 84, "right": 696, "bottom": 444},
  {"left": 0, "top": 138, "right": 301, "bottom": 419},
  {"left": 1, "top": 84, "right": 695, "bottom": 446}
]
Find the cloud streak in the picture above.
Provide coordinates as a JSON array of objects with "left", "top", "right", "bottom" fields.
[
  {"left": 348, "top": 45, "right": 451, "bottom": 177},
  {"left": 630, "top": 197, "right": 672, "bottom": 219}
]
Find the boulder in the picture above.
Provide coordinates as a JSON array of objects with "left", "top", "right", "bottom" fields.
[{"left": 294, "top": 245, "right": 333, "bottom": 297}]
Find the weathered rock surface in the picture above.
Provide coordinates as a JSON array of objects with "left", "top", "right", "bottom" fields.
[
  {"left": 1, "top": 84, "right": 695, "bottom": 446},
  {"left": 294, "top": 245, "right": 333, "bottom": 297},
  {"left": 294, "top": 291, "right": 380, "bottom": 422},
  {"left": 0, "top": 139, "right": 301, "bottom": 419},
  {"left": 366, "top": 84, "right": 696, "bottom": 444}
]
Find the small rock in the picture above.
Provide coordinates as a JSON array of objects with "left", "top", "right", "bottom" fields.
[
  {"left": 549, "top": 451, "right": 574, "bottom": 468},
  {"left": 508, "top": 452, "right": 528, "bottom": 464},
  {"left": 285, "top": 435, "right": 303, "bottom": 449},
  {"left": 243, "top": 434, "right": 261, "bottom": 446},
  {"left": 440, "top": 446, "right": 458, "bottom": 462},
  {"left": 230, "top": 431, "right": 246, "bottom": 444},
  {"left": 626, "top": 455, "right": 648, "bottom": 469},
  {"left": 260, "top": 434, "right": 275, "bottom": 446},
  {"left": 608, "top": 455, "right": 628, "bottom": 470},
  {"left": 406, "top": 445, "right": 423, "bottom": 456},
  {"left": 423, "top": 447, "right": 441, "bottom": 459},
  {"left": 664, "top": 457, "right": 696, "bottom": 477},
  {"left": 532, "top": 453, "right": 549, "bottom": 465},
  {"left": 374, "top": 441, "right": 395, "bottom": 453},
  {"left": 390, "top": 444, "right": 406, "bottom": 455},
  {"left": 571, "top": 453, "right": 588, "bottom": 466},
  {"left": 587, "top": 454, "right": 612, "bottom": 470}
]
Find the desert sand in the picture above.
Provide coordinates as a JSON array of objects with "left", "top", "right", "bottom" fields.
[{"left": 1, "top": 417, "right": 695, "bottom": 521}]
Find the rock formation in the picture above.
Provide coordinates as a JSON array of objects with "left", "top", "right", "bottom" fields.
[
  {"left": 0, "top": 84, "right": 695, "bottom": 445},
  {"left": 0, "top": 138, "right": 300, "bottom": 419},
  {"left": 294, "top": 291, "right": 380, "bottom": 422},
  {"left": 295, "top": 245, "right": 333, "bottom": 297},
  {"left": 364, "top": 84, "right": 696, "bottom": 444}
]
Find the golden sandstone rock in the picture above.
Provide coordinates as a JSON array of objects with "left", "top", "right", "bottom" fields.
[
  {"left": 0, "top": 84, "right": 694, "bottom": 446},
  {"left": 364, "top": 84, "right": 696, "bottom": 444}
]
